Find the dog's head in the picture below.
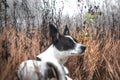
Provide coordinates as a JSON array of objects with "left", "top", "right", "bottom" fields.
[{"left": 49, "top": 24, "right": 86, "bottom": 57}]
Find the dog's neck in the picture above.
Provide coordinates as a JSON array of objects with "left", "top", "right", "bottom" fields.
[{"left": 37, "top": 44, "right": 69, "bottom": 64}]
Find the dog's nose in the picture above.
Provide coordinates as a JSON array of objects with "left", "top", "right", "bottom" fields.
[{"left": 81, "top": 46, "right": 86, "bottom": 51}]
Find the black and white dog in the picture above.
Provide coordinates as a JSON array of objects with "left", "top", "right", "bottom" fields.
[
  {"left": 17, "top": 24, "right": 86, "bottom": 80},
  {"left": 37, "top": 24, "right": 86, "bottom": 64}
]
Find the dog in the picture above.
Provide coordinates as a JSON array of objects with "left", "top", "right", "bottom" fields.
[
  {"left": 36, "top": 24, "right": 86, "bottom": 79},
  {"left": 17, "top": 24, "right": 86, "bottom": 80},
  {"left": 37, "top": 24, "right": 86, "bottom": 64}
]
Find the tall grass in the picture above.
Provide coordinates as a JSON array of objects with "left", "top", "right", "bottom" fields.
[
  {"left": 0, "top": 26, "right": 119, "bottom": 80},
  {"left": 67, "top": 26, "right": 120, "bottom": 80}
]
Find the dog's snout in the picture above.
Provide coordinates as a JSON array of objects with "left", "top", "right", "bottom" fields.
[{"left": 81, "top": 46, "right": 86, "bottom": 51}]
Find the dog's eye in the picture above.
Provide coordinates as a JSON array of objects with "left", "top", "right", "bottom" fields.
[
  {"left": 68, "top": 39, "right": 75, "bottom": 46},
  {"left": 68, "top": 38, "right": 73, "bottom": 43}
]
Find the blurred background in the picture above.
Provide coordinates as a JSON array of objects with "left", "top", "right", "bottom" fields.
[{"left": 0, "top": 0, "right": 120, "bottom": 80}]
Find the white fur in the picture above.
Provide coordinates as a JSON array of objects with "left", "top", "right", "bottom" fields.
[
  {"left": 17, "top": 60, "right": 46, "bottom": 80},
  {"left": 17, "top": 59, "right": 67, "bottom": 80}
]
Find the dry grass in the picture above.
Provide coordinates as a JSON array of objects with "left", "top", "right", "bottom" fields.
[{"left": 0, "top": 26, "right": 119, "bottom": 80}]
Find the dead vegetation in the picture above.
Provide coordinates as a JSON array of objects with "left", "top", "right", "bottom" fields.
[{"left": 0, "top": 26, "right": 119, "bottom": 80}]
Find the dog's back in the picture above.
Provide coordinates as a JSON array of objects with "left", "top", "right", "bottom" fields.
[
  {"left": 17, "top": 60, "right": 68, "bottom": 80},
  {"left": 17, "top": 60, "right": 42, "bottom": 80}
]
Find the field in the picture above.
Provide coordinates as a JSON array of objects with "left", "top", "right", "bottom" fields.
[{"left": 0, "top": 26, "right": 119, "bottom": 80}]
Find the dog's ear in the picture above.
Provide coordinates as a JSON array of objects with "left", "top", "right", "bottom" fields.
[
  {"left": 49, "top": 24, "right": 61, "bottom": 42},
  {"left": 63, "top": 25, "right": 69, "bottom": 35}
]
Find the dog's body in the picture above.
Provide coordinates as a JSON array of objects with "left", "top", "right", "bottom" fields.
[
  {"left": 18, "top": 60, "right": 68, "bottom": 80},
  {"left": 18, "top": 60, "right": 44, "bottom": 80},
  {"left": 17, "top": 24, "right": 86, "bottom": 80}
]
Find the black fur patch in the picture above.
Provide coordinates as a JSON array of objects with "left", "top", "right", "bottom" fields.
[
  {"left": 46, "top": 62, "right": 59, "bottom": 79},
  {"left": 54, "top": 36, "right": 76, "bottom": 51}
]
